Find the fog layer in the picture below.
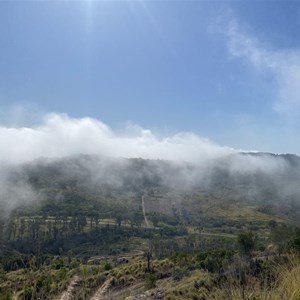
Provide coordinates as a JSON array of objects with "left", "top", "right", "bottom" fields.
[
  {"left": 0, "top": 113, "right": 234, "bottom": 165},
  {"left": 1, "top": 112, "right": 299, "bottom": 218}
]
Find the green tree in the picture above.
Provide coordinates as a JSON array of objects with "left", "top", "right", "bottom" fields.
[{"left": 237, "top": 231, "right": 256, "bottom": 254}]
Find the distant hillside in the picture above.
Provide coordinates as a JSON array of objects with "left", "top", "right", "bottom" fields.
[{"left": 1, "top": 152, "right": 300, "bottom": 223}]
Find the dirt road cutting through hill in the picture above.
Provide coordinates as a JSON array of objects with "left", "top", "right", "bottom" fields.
[{"left": 141, "top": 195, "right": 150, "bottom": 228}]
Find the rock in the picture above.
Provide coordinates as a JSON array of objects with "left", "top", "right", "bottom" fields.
[
  {"left": 117, "top": 257, "right": 129, "bottom": 264},
  {"left": 152, "top": 288, "right": 165, "bottom": 299}
]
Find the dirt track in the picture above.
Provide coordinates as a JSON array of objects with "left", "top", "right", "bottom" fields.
[
  {"left": 142, "top": 195, "right": 150, "bottom": 228},
  {"left": 59, "top": 275, "right": 80, "bottom": 300},
  {"left": 89, "top": 278, "right": 113, "bottom": 300}
]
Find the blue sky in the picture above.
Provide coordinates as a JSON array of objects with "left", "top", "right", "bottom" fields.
[{"left": 1, "top": 1, "right": 300, "bottom": 157}]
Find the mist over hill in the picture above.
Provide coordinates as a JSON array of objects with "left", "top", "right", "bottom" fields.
[{"left": 1, "top": 152, "right": 300, "bottom": 222}]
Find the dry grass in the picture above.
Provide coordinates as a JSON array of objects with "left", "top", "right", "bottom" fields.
[
  {"left": 212, "top": 205, "right": 288, "bottom": 224},
  {"left": 214, "top": 254, "right": 300, "bottom": 300},
  {"left": 87, "top": 254, "right": 300, "bottom": 300}
]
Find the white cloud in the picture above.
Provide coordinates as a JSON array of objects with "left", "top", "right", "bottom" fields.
[
  {"left": 0, "top": 112, "right": 235, "bottom": 164},
  {"left": 225, "top": 18, "right": 300, "bottom": 117}
]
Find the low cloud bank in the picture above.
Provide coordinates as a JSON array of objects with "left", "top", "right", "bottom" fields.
[
  {"left": 0, "top": 113, "right": 235, "bottom": 164},
  {"left": 1, "top": 112, "right": 298, "bottom": 217}
]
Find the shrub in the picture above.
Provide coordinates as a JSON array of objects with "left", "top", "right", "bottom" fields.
[
  {"left": 22, "top": 287, "right": 33, "bottom": 300},
  {"left": 104, "top": 262, "right": 112, "bottom": 270},
  {"left": 145, "top": 273, "right": 156, "bottom": 289}
]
